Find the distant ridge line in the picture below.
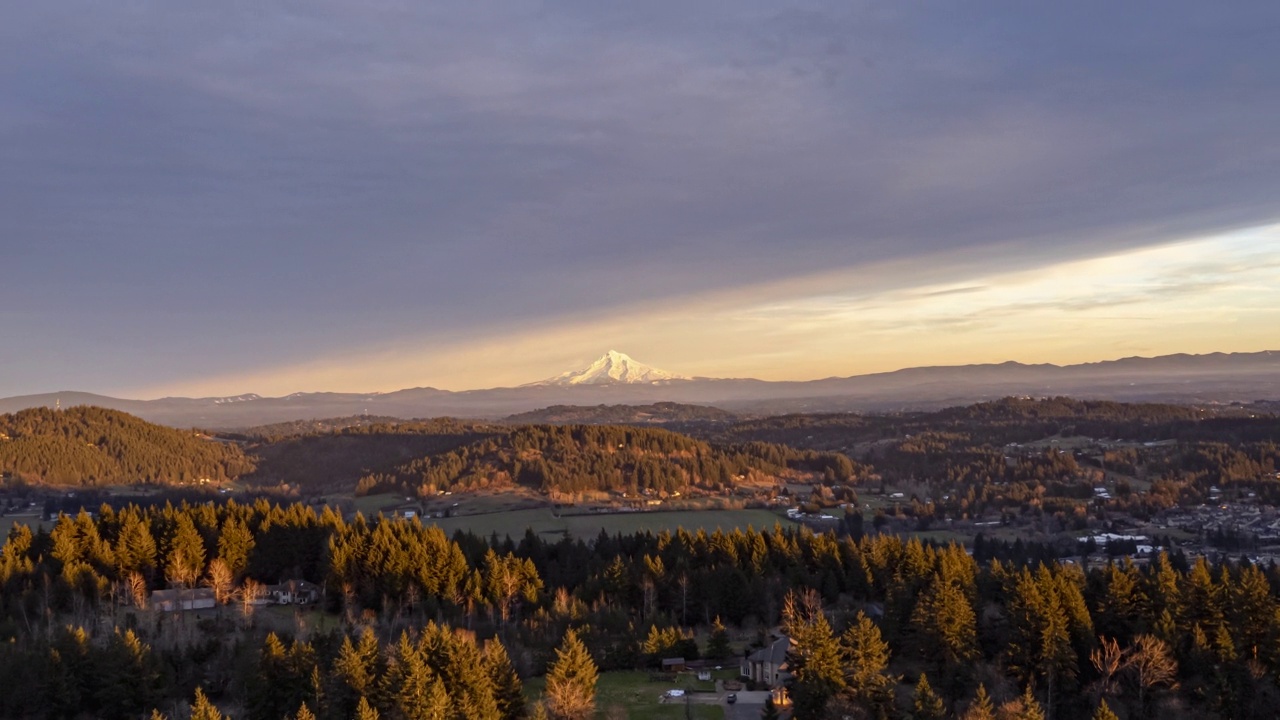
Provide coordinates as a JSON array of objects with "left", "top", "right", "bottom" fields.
[{"left": 1, "top": 350, "right": 1276, "bottom": 428}]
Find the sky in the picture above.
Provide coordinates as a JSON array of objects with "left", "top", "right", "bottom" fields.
[{"left": 2, "top": 2, "right": 1278, "bottom": 398}]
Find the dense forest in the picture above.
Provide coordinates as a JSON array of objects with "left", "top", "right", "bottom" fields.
[
  {"left": 0, "top": 407, "right": 254, "bottom": 486},
  {"left": 355, "top": 424, "right": 870, "bottom": 497},
  {"left": 5, "top": 501, "right": 1280, "bottom": 718}
]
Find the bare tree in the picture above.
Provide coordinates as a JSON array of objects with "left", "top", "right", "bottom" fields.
[
  {"left": 206, "top": 559, "right": 234, "bottom": 606},
  {"left": 239, "top": 578, "right": 265, "bottom": 628},
  {"left": 1089, "top": 636, "right": 1123, "bottom": 702},
  {"left": 128, "top": 571, "right": 149, "bottom": 611},
  {"left": 1123, "top": 634, "right": 1178, "bottom": 717}
]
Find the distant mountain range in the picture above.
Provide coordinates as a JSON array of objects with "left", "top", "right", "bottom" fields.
[{"left": 2, "top": 350, "right": 1277, "bottom": 429}]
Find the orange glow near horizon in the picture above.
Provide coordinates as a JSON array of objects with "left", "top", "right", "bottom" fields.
[{"left": 131, "top": 223, "right": 1280, "bottom": 399}]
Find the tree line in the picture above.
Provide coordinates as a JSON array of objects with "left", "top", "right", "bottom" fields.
[{"left": 6, "top": 500, "right": 1280, "bottom": 717}]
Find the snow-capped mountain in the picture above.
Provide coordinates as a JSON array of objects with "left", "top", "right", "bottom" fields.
[
  {"left": 211, "top": 394, "right": 262, "bottom": 405},
  {"left": 535, "top": 351, "right": 690, "bottom": 386}
]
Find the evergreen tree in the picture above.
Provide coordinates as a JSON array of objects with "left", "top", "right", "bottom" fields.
[
  {"left": 484, "top": 638, "right": 527, "bottom": 720},
  {"left": 762, "top": 696, "right": 782, "bottom": 720},
  {"left": 841, "top": 611, "right": 894, "bottom": 718},
  {"left": 383, "top": 632, "right": 436, "bottom": 720},
  {"left": 190, "top": 687, "right": 225, "bottom": 720},
  {"left": 165, "top": 515, "right": 206, "bottom": 589},
  {"left": 1091, "top": 700, "right": 1119, "bottom": 720},
  {"left": 912, "top": 574, "right": 978, "bottom": 698},
  {"left": 216, "top": 516, "right": 254, "bottom": 579},
  {"left": 706, "top": 616, "right": 732, "bottom": 660},
  {"left": 545, "top": 629, "right": 598, "bottom": 720},
  {"left": 911, "top": 674, "right": 946, "bottom": 720},
  {"left": 785, "top": 596, "right": 845, "bottom": 720},
  {"left": 354, "top": 696, "right": 381, "bottom": 720},
  {"left": 1012, "top": 685, "right": 1045, "bottom": 720},
  {"left": 115, "top": 513, "right": 158, "bottom": 578},
  {"left": 960, "top": 684, "right": 994, "bottom": 720}
]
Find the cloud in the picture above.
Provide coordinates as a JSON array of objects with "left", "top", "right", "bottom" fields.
[
  {"left": 130, "top": 223, "right": 1280, "bottom": 397},
  {"left": 2, "top": 2, "right": 1279, "bottom": 395}
]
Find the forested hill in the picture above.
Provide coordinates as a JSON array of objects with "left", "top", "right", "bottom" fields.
[
  {"left": 357, "top": 423, "right": 870, "bottom": 496},
  {"left": 245, "top": 418, "right": 506, "bottom": 491},
  {"left": 0, "top": 406, "right": 254, "bottom": 486},
  {"left": 714, "top": 396, "right": 1277, "bottom": 451}
]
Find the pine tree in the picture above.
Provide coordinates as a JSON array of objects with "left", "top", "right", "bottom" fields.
[
  {"left": 216, "top": 516, "right": 254, "bottom": 578},
  {"left": 787, "top": 607, "right": 845, "bottom": 720},
  {"left": 841, "top": 611, "right": 894, "bottom": 718},
  {"left": 483, "top": 638, "right": 527, "bottom": 720},
  {"left": 1013, "top": 684, "right": 1044, "bottom": 720},
  {"left": 383, "top": 632, "right": 431, "bottom": 720},
  {"left": 1091, "top": 700, "right": 1119, "bottom": 720},
  {"left": 291, "top": 702, "right": 316, "bottom": 720},
  {"left": 707, "top": 616, "right": 732, "bottom": 660},
  {"left": 911, "top": 674, "right": 946, "bottom": 720},
  {"left": 544, "top": 629, "right": 598, "bottom": 720},
  {"left": 960, "top": 684, "right": 994, "bottom": 720},
  {"left": 115, "top": 513, "right": 158, "bottom": 578},
  {"left": 190, "top": 687, "right": 225, "bottom": 720},
  {"left": 912, "top": 574, "right": 978, "bottom": 698},
  {"left": 355, "top": 696, "right": 381, "bottom": 720},
  {"left": 165, "top": 515, "right": 206, "bottom": 590},
  {"left": 333, "top": 628, "right": 383, "bottom": 717}
]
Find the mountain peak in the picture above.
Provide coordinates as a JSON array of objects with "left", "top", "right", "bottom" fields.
[{"left": 534, "top": 351, "right": 690, "bottom": 386}]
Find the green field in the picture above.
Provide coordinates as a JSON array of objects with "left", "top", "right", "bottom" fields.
[
  {"left": 525, "top": 671, "right": 725, "bottom": 720},
  {"left": 421, "top": 508, "right": 794, "bottom": 540}
]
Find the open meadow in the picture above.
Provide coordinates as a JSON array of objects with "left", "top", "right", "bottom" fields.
[
  {"left": 423, "top": 507, "right": 795, "bottom": 540},
  {"left": 524, "top": 671, "right": 725, "bottom": 720}
]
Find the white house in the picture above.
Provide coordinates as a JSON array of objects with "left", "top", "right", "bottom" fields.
[
  {"left": 741, "top": 635, "right": 792, "bottom": 707},
  {"left": 742, "top": 636, "right": 790, "bottom": 686},
  {"left": 269, "top": 579, "right": 321, "bottom": 605}
]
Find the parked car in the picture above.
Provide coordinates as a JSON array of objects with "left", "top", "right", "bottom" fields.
[{"left": 726, "top": 693, "right": 737, "bottom": 704}]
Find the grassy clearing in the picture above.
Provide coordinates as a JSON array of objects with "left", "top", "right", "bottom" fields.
[
  {"left": 0, "top": 515, "right": 43, "bottom": 538},
  {"left": 902, "top": 529, "right": 971, "bottom": 545},
  {"left": 422, "top": 508, "right": 794, "bottom": 540},
  {"left": 352, "top": 492, "right": 404, "bottom": 516},
  {"left": 253, "top": 605, "right": 342, "bottom": 637},
  {"left": 525, "top": 671, "right": 724, "bottom": 720}
]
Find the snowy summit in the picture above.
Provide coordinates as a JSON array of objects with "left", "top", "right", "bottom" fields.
[{"left": 535, "top": 351, "right": 690, "bottom": 386}]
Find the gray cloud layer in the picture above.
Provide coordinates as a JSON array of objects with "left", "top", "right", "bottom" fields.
[{"left": 2, "top": 1, "right": 1278, "bottom": 394}]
